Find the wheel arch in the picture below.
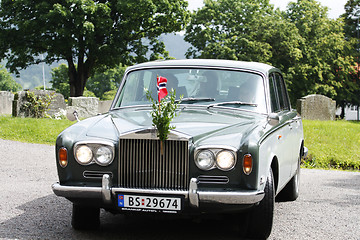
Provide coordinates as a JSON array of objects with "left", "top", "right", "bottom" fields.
[{"left": 270, "top": 156, "right": 279, "bottom": 194}]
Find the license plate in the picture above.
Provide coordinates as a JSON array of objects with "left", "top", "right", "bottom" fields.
[{"left": 118, "top": 194, "right": 181, "bottom": 212}]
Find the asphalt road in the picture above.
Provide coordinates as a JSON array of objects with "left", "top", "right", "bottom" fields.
[{"left": 0, "top": 138, "right": 359, "bottom": 240}]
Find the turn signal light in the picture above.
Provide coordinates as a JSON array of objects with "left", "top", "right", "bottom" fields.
[
  {"left": 243, "top": 154, "right": 253, "bottom": 175},
  {"left": 59, "top": 147, "right": 68, "bottom": 168}
]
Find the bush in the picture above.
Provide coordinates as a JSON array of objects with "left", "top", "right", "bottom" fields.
[{"left": 19, "top": 91, "right": 54, "bottom": 118}]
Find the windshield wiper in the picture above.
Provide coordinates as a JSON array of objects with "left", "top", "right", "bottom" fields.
[
  {"left": 207, "top": 101, "right": 258, "bottom": 109},
  {"left": 177, "top": 97, "right": 215, "bottom": 103}
]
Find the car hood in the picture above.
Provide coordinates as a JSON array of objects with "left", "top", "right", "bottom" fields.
[{"left": 86, "top": 107, "right": 266, "bottom": 149}]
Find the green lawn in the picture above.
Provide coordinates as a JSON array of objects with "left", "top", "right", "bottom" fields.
[
  {"left": 0, "top": 115, "right": 359, "bottom": 171},
  {"left": 0, "top": 115, "right": 74, "bottom": 145},
  {"left": 303, "top": 120, "right": 360, "bottom": 170}
]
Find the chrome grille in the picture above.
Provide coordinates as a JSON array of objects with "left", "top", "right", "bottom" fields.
[{"left": 119, "top": 139, "right": 189, "bottom": 190}]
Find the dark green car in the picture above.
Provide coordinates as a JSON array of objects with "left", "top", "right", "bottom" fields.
[{"left": 52, "top": 59, "right": 306, "bottom": 239}]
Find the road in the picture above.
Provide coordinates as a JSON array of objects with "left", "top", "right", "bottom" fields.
[{"left": 0, "top": 138, "right": 359, "bottom": 239}]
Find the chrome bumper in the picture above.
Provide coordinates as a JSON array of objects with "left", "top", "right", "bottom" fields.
[{"left": 52, "top": 174, "right": 264, "bottom": 208}]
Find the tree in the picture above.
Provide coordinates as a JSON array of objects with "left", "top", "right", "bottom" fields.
[
  {"left": 0, "top": 0, "right": 190, "bottom": 97},
  {"left": 50, "top": 63, "right": 125, "bottom": 100},
  {"left": 0, "top": 65, "right": 22, "bottom": 92},
  {"left": 185, "top": 0, "right": 357, "bottom": 107},
  {"left": 185, "top": 0, "right": 275, "bottom": 61},
  {"left": 341, "top": 0, "right": 360, "bottom": 113},
  {"left": 285, "top": 0, "right": 357, "bottom": 106},
  {"left": 50, "top": 64, "right": 71, "bottom": 99},
  {"left": 86, "top": 63, "right": 126, "bottom": 99},
  {"left": 184, "top": 0, "right": 303, "bottom": 103}
]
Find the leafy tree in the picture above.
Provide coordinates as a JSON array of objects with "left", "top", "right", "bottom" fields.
[
  {"left": 0, "top": 0, "right": 190, "bottom": 97},
  {"left": 51, "top": 63, "right": 124, "bottom": 100},
  {"left": 185, "top": 0, "right": 357, "bottom": 107},
  {"left": 341, "top": 0, "right": 360, "bottom": 114},
  {"left": 342, "top": 0, "right": 360, "bottom": 40},
  {"left": 184, "top": 0, "right": 303, "bottom": 103},
  {"left": 86, "top": 63, "right": 126, "bottom": 99},
  {"left": 50, "top": 64, "right": 70, "bottom": 99},
  {"left": 285, "top": 0, "right": 357, "bottom": 107},
  {"left": 185, "top": 0, "right": 275, "bottom": 61},
  {"left": 0, "top": 65, "right": 22, "bottom": 92}
]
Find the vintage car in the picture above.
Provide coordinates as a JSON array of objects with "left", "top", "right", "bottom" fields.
[{"left": 52, "top": 59, "right": 306, "bottom": 239}]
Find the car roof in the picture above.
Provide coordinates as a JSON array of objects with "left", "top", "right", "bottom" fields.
[{"left": 126, "top": 59, "right": 276, "bottom": 74}]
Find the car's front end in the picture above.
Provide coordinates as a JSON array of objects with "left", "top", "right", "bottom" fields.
[{"left": 53, "top": 107, "right": 267, "bottom": 215}]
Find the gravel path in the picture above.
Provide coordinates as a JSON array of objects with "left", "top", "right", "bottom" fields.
[{"left": 0, "top": 138, "right": 359, "bottom": 239}]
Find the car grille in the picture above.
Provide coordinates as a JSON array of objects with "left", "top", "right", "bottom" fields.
[{"left": 118, "top": 139, "right": 189, "bottom": 190}]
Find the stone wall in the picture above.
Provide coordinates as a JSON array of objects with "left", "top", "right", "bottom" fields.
[
  {"left": 0, "top": 91, "right": 14, "bottom": 115},
  {"left": 9, "top": 90, "right": 113, "bottom": 119},
  {"left": 12, "top": 90, "right": 66, "bottom": 117},
  {"left": 67, "top": 97, "right": 99, "bottom": 119},
  {"left": 98, "top": 100, "right": 113, "bottom": 114},
  {"left": 297, "top": 94, "right": 336, "bottom": 121}
]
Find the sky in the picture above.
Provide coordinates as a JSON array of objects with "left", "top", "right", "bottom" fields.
[{"left": 187, "top": 0, "right": 348, "bottom": 19}]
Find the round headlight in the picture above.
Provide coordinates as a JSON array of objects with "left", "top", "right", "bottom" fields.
[
  {"left": 95, "top": 146, "right": 113, "bottom": 166},
  {"left": 195, "top": 150, "right": 215, "bottom": 170},
  {"left": 216, "top": 150, "right": 236, "bottom": 171},
  {"left": 75, "top": 145, "right": 93, "bottom": 165}
]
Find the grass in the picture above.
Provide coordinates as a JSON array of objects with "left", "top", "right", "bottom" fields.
[
  {"left": 303, "top": 120, "right": 360, "bottom": 171},
  {"left": 0, "top": 115, "right": 74, "bottom": 145},
  {"left": 0, "top": 115, "right": 359, "bottom": 171}
]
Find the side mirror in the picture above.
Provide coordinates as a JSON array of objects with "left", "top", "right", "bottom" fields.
[
  {"left": 66, "top": 110, "right": 80, "bottom": 122},
  {"left": 268, "top": 113, "right": 279, "bottom": 125}
]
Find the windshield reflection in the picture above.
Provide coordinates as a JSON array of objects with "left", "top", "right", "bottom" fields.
[{"left": 114, "top": 68, "right": 267, "bottom": 113}]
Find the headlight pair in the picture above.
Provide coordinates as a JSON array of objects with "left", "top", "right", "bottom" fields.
[
  {"left": 74, "top": 142, "right": 114, "bottom": 166},
  {"left": 195, "top": 148, "right": 236, "bottom": 171}
]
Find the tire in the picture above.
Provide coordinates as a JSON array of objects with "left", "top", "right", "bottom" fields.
[
  {"left": 277, "top": 156, "right": 300, "bottom": 202},
  {"left": 246, "top": 168, "right": 275, "bottom": 239},
  {"left": 71, "top": 204, "right": 100, "bottom": 230}
]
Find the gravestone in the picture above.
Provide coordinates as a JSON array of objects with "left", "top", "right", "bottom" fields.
[
  {"left": 0, "top": 91, "right": 14, "bottom": 115},
  {"left": 67, "top": 97, "right": 99, "bottom": 119},
  {"left": 98, "top": 100, "right": 112, "bottom": 114},
  {"left": 297, "top": 94, "right": 336, "bottom": 120}
]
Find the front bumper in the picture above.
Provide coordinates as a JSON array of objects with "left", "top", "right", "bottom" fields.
[{"left": 52, "top": 174, "right": 264, "bottom": 208}]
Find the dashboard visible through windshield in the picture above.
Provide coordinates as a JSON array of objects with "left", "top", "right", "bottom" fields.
[{"left": 114, "top": 68, "right": 267, "bottom": 113}]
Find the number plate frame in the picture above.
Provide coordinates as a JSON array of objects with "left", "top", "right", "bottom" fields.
[{"left": 117, "top": 193, "right": 183, "bottom": 213}]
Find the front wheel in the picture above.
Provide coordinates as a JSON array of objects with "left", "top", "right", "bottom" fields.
[
  {"left": 246, "top": 168, "right": 275, "bottom": 239},
  {"left": 71, "top": 204, "right": 100, "bottom": 230}
]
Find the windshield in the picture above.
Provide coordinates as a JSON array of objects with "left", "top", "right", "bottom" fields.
[{"left": 114, "top": 68, "right": 267, "bottom": 113}]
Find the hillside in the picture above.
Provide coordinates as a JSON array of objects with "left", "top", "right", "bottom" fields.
[{"left": 4, "top": 33, "right": 191, "bottom": 90}]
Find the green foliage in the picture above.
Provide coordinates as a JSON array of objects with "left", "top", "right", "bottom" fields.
[
  {"left": 303, "top": 120, "right": 360, "bottom": 170},
  {"left": 102, "top": 89, "right": 118, "bottom": 101},
  {"left": 0, "top": 0, "right": 190, "bottom": 97},
  {"left": 0, "top": 65, "right": 21, "bottom": 92},
  {"left": 185, "top": 0, "right": 358, "bottom": 107},
  {"left": 146, "top": 89, "right": 181, "bottom": 142},
  {"left": 0, "top": 115, "right": 74, "bottom": 145},
  {"left": 86, "top": 64, "right": 126, "bottom": 99},
  {"left": 185, "top": 0, "right": 275, "bottom": 62},
  {"left": 342, "top": 0, "right": 360, "bottom": 40},
  {"left": 82, "top": 88, "right": 96, "bottom": 97},
  {"left": 285, "top": 0, "right": 357, "bottom": 105},
  {"left": 340, "top": 0, "right": 360, "bottom": 109},
  {"left": 50, "top": 64, "right": 70, "bottom": 99},
  {"left": 50, "top": 63, "right": 125, "bottom": 99},
  {"left": 19, "top": 91, "right": 54, "bottom": 118}
]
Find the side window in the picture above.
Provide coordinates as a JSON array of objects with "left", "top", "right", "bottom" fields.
[
  {"left": 269, "top": 74, "right": 280, "bottom": 112},
  {"left": 275, "top": 73, "right": 290, "bottom": 111},
  {"left": 269, "top": 72, "right": 290, "bottom": 112}
]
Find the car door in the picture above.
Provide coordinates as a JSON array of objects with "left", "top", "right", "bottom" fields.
[
  {"left": 274, "top": 73, "right": 300, "bottom": 177},
  {"left": 269, "top": 72, "right": 299, "bottom": 187}
]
